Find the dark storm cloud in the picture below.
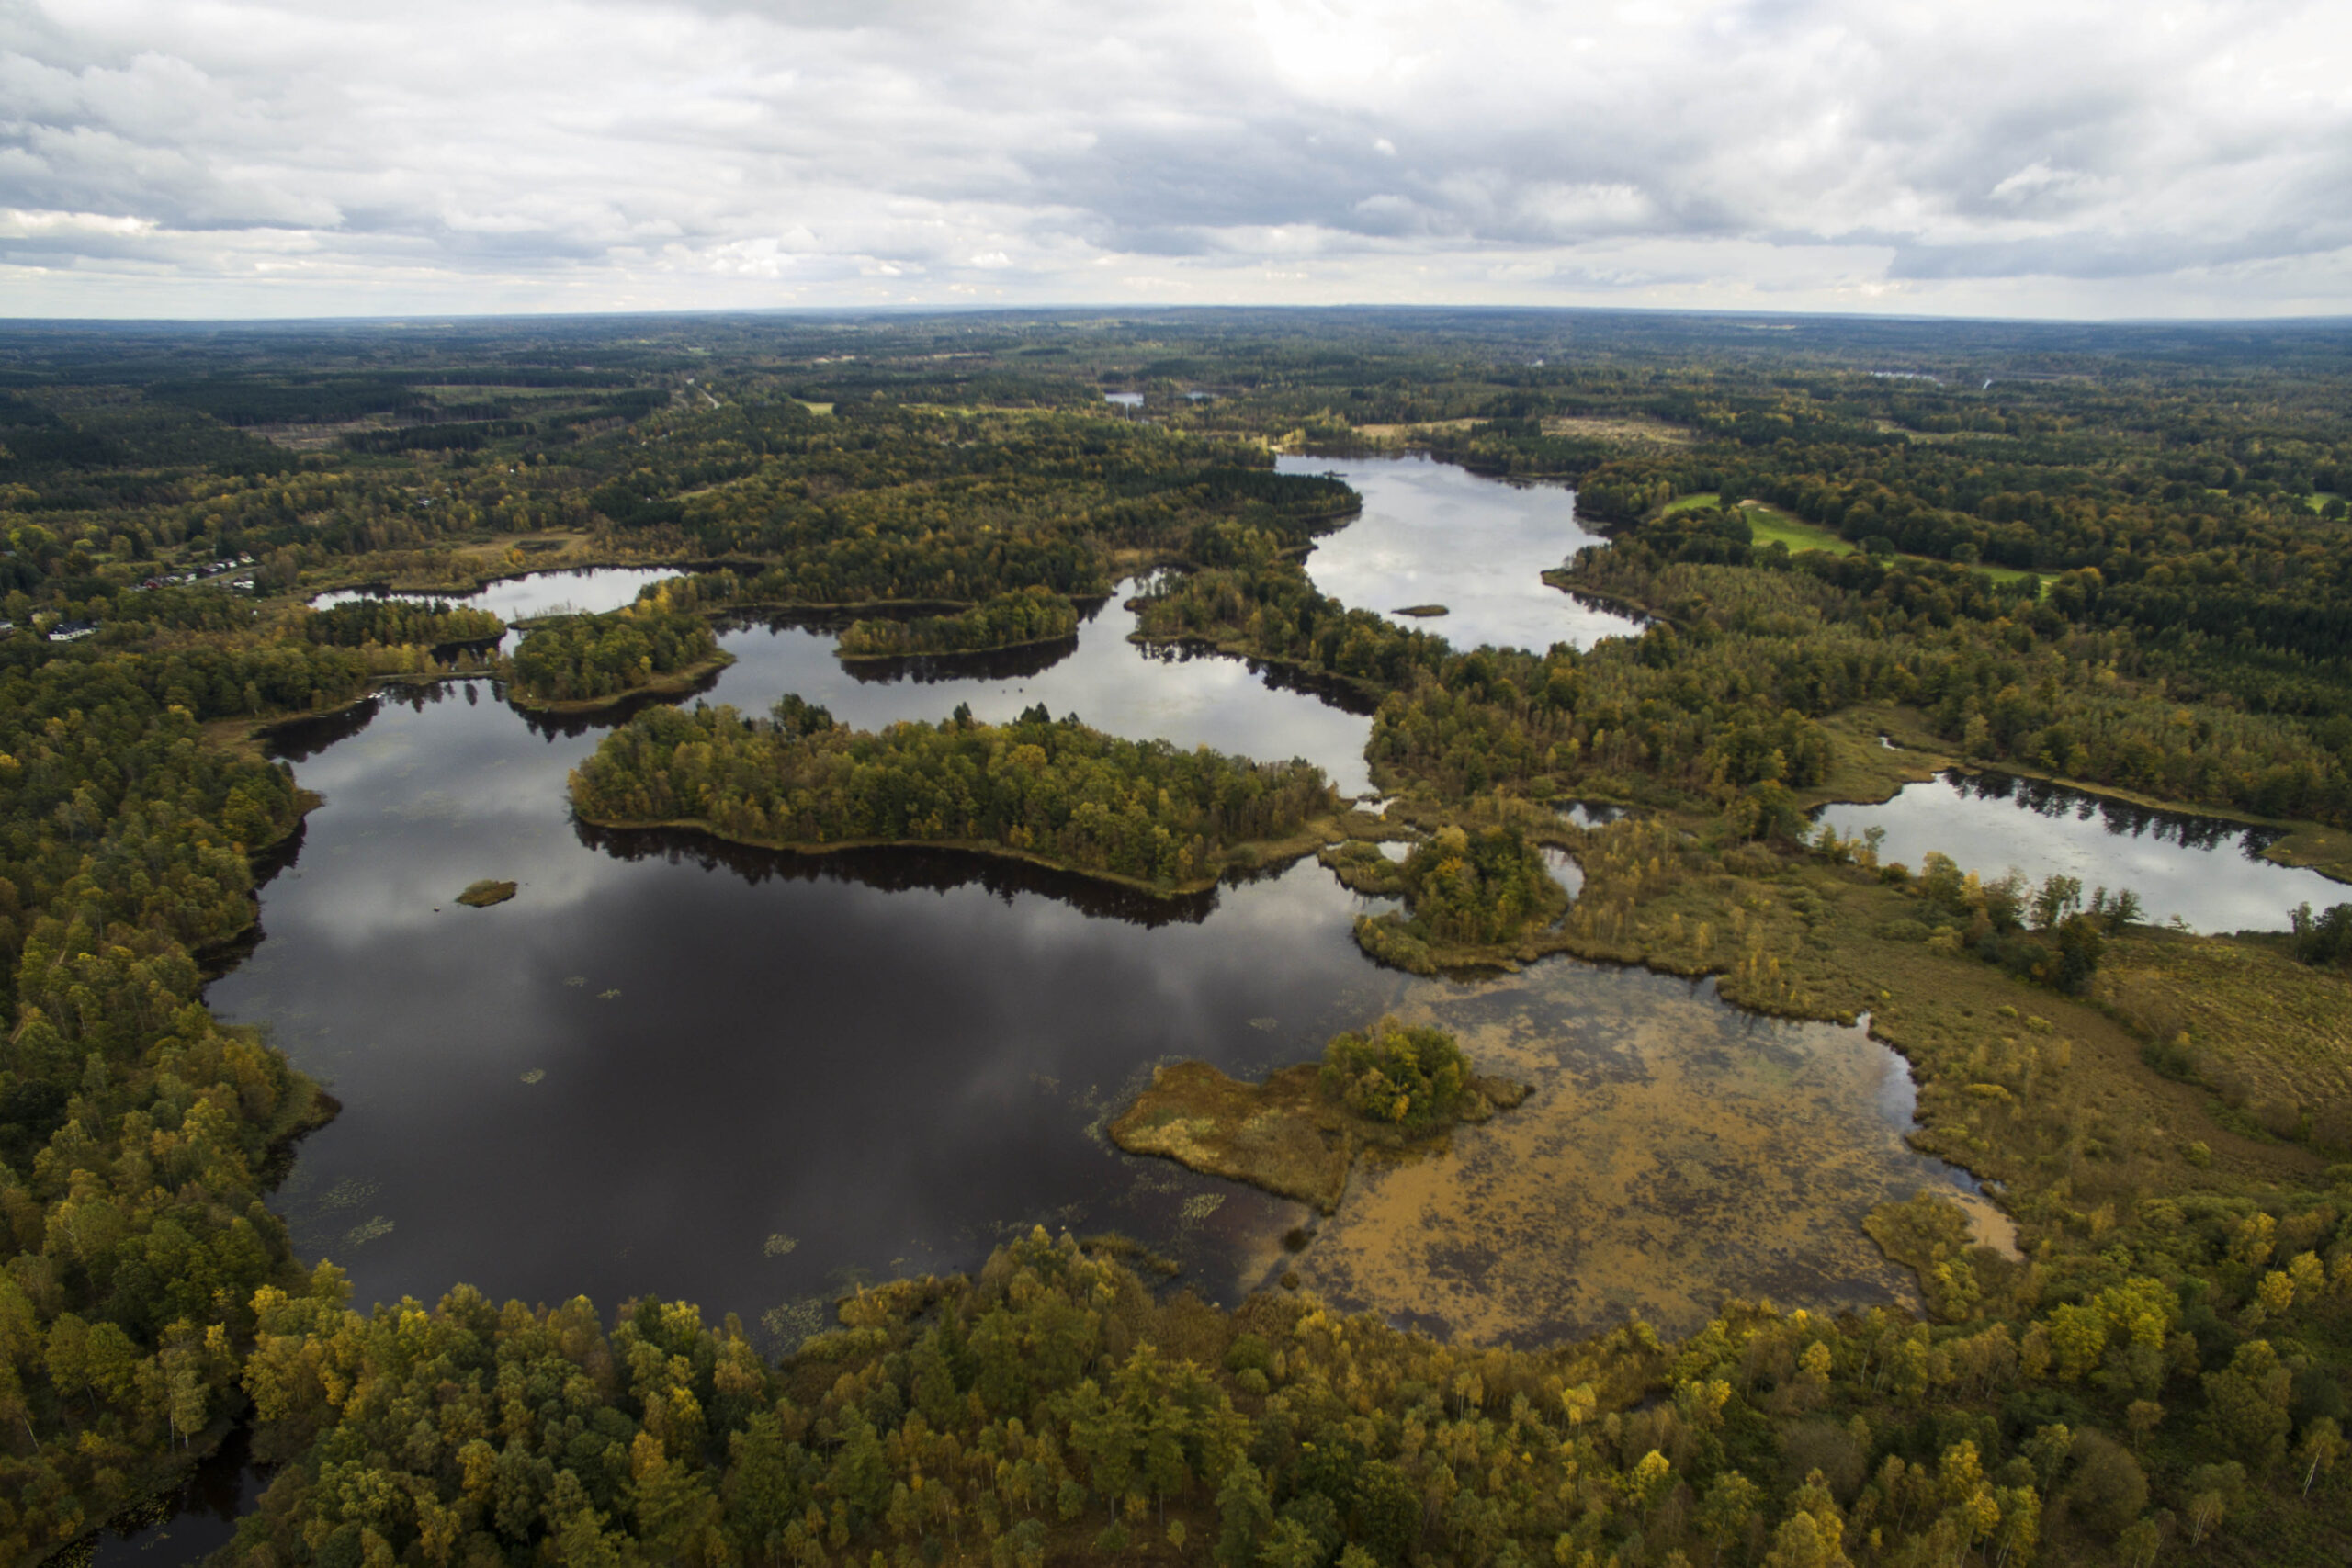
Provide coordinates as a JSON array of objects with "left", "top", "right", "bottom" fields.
[{"left": 1, "top": 0, "right": 2346, "bottom": 316}]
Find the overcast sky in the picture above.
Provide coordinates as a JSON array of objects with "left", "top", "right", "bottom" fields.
[{"left": 4, "top": 0, "right": 2348, "bottom": 320}]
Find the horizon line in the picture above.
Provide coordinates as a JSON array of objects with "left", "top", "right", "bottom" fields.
[{"left": 4, "top": 301, "right": 2352, "bottom": 332}]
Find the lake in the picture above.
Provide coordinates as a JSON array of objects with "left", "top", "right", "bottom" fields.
[
  {"left": 1280, "top": 454, "right": 1642, "bottom": 652},
  {"left": 1815, "top": 768, "right": 2346, "bottom": 933}
]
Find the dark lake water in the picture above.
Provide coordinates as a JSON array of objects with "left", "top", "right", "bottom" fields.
[
  {"left": 1815, "top": 769, "right": 2345, "bottom": 933},
  {"left": 219, "top": 673, "right": 1408, "bottom": 1334},
  {"left": 1280, "top": 455, "right": 1642, "bottom": 653}
]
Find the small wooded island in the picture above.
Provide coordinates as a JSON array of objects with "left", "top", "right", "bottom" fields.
[
  {"left": 504, "top": 600, "right": 732, "bottom": 712},
  {"left": 571, "top": 697, "right": 1340, "bottom": 892},
  {"left": 834, "top": 585, "right": 1080, "bottom": 660},
  {"left": 1109, "top": 1020, "right": 1530, "bottom": 1211}
]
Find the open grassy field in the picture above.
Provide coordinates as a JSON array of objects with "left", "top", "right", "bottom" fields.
[
  {"left": 1657, "top": 493, "right": 2044, "bottom": 593},
  {"left": 1740, "top": 498, "right": 1858, "bottom": 555},
  {"left": 2095, "top": 930, "right": 2352, "bottom": 1150}
]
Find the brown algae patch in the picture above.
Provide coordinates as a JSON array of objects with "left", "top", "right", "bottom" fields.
[
  {"left": 1283, "top": 960, "right": 1983, "bottom": 1345},
  {"left": 1110, "top": 1056, "right": 1531, "bottom": 1213}
]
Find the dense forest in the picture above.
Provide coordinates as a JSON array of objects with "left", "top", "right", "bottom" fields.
[
  {"left": 570, "top": 702, "right": 1338, "bottom": 889},
  {"left": 0, "top": 310, "right": 2347, "bottom": 1564},
  {"left": 302, "top": 599, "right": 503, "bottom": 651}
]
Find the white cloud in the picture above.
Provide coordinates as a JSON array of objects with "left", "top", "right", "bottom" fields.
[{"left": 0, "top": 0, "right": 2346, "bottom": 316}]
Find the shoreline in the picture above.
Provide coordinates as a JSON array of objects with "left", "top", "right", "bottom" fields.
[
  {"left": 568, "top": 809, "right": 1348, "bottom": 899},
  {"left": 1107, "top": 1059, "right": 1532, "bottom": 1214},
  {"left": 503, "top": 651, "right": 736, "bottom": 715},
  {"left": 835, "top": 629, "right": 1079, "bottom": 662}
]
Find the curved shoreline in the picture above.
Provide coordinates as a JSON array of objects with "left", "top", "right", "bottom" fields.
[
  {"left": 568, "top": 809, "right": 1347, "bottom": 899},
  {"left": 502, "top": 651, "right": 736, "bottom": 715},
  {"left": 834, "top": 629, "right": 1080, "bottom": 662}
]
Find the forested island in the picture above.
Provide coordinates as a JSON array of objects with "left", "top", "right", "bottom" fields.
[
  {"left": 0, "top": 310, "right": 2348, "bottom": 1566},
  {"left": 1321, "top": 825, "right": 1571, "bottom": 973},
  {"left": 834, "top": 587, "right": 1081, "bottom": 660},
  {"left": 506, "top": 601, "right": 731, "bottom": 710},
  {"left": 570, "top": 701, "right": 1340, "bottom": 892}
]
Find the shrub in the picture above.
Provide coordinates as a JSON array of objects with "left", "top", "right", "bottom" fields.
[{"left": 1321, "top": 1019, "right": 1472, "bottom": 1129}]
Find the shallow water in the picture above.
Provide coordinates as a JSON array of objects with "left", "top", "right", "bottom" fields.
[
  {"left": 1815, "top": 769, "right": 2344, "bottom": 933},
  {"left": 1280, "top": 454, "right": 1643, "bottom": 653},
  {"left": 1292, "top": 969, "right": 1973, "bottom": 1343}
]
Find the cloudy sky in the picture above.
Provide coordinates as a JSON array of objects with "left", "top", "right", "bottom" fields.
[{"left": 4, "top": 0, "right": 2348, "bottom": 319}]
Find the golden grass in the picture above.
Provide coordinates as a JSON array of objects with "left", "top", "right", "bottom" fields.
[{"left": 2094, "top": 930, "right": 2352, "bottom": 1148}]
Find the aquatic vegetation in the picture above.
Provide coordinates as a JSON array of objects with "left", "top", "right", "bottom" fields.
[{"left": 1108, "top": 1028, "right": 1528, "bottom": 1212}]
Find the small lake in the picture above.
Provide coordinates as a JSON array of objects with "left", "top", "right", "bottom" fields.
[
  {"left": 1815, "top": 769, "right": 2346, "bottom": 932},
  {"left": 223, "top": 677, "right": 1398, "bottom": 1329},
  {"left": 1280, "top": 454, "right": 1643, "bottom": 653}
]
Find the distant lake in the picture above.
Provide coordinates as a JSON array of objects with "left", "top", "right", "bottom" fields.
[
  {"left": 1280, "top": 454, "right": 1642, "bottom": 652},
  {"left": 1815, "top": 769, "right": 2346, "bottom": 932},
  {"left": 315, "top": 566, "right": 683, "bottom": 626}
]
